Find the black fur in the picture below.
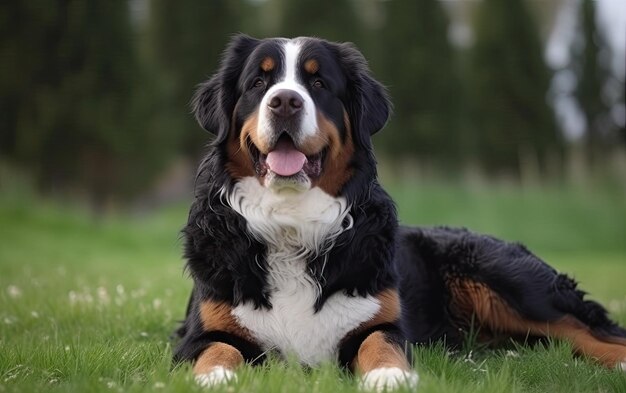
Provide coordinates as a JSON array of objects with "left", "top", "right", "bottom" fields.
[
  {"left": 174, "top": 35, "right": 397, "bottom": 364},
  {"left": 396, "top": 226, "right": 626, "bottom": 345},
  {"left": 174, "top": 35, "right": 626, "bottom": 370}
]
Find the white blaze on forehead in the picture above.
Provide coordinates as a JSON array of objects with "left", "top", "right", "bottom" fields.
[
  {"left": 257, "top": 39, "right": 318, "bottom": 146},
  {"left": 283, "top": 40, "right": 300, "bottom": 83}
]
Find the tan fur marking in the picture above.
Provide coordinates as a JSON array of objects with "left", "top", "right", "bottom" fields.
[
  {"left": 237, "top": 107, "right": 353, "bottom": 193},
  {"left": 450, "top": 279, "right": 626, "bottom": 368},
  {"left": 312, "top": 111, "right": 354, "bottom": 196},
  {"left": 193, "top": 342, "right": 244, "bottom": 375},
  {"left": 199, "top": 300, "right": 253, "bottom": 341},
  {"left": 241, "top": 110, "right": 270, "bottom": 154},
  {"left": 359, "top": 289, "right": 401, "bottom": 333},
  {"left": 304, "top": 59, "right": 319, "bottom": 74},
  {"left": 353, "top": 331, "right": 410, "bottom": 374},
  {"left": 227, "top": 130, "right": 255, "bottom": 179},
  {"left": 261, "top": 57, "right": 275, "bottom": 72},
  {"left": 340, "top": 290, "right": 402, "bottom": 369}
]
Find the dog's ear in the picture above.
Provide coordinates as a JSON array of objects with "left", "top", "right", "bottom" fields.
[
  {"left": 333, "top": 42, "right": 392, "bottom": 144},
  {"left": 191, "top": 75, "right": 221, "bottom": 134},
  {"left": 191, "top": 34, "right": 260, "bottom": 140}
]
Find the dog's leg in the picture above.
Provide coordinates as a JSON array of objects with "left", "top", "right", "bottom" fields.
[
  {"left": 193, "top": 342, "right": 243, "bottom": 387},
  {"left": 449, "top": 278, "right": 626, "bottom": 370},
  {"left": 353, "top": 331, "right": 419, "bottom": 392},
  {"left": 540, "top": 318, "right": 626, "bottom": 369},
  {"left": 398, "top": 226, "right": 626, "bottom": 370},
  {"left": 339, "top": 290, "right": 419, "bottom": 391},
  {"left": 174, "top": 298, "right": 265, "bottom": 387}
]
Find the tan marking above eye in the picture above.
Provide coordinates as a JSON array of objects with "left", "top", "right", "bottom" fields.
[
  {"left": 261, "top": 57, "right": 275, "bottom": 72},
  {"left": 304, "top": 59, "right": 319, "bottom": 74}
]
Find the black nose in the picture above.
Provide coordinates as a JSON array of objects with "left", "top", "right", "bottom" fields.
[{"left": 267, "top": 89, "right": 303, "bottom": 117}]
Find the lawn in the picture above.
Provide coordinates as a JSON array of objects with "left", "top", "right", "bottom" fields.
[{"left": 1, "top": 182, "right": 625, "bottom": 393}]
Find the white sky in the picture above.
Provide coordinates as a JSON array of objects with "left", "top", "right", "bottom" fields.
[
  {"left": 597, "top": 0, "right": 626, "bottom": 77},
  {"left": 547, "top": 0, "right": 625, "bottom": 77},
  {"left": 545, "top": 0, "right": 625, "bottom": 139}
]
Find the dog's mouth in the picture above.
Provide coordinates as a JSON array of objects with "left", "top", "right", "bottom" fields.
[{"left": 248, "top": 134, "right": 325, "bottom": 183}]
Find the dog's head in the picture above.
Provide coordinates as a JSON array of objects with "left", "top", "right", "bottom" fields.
[{"left": 193, "top": 35, "right": 390, "bottom": 196}]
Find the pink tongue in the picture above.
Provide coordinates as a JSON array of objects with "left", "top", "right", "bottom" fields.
[{"left": 265, "top": 139, "right": 307, "bottom": 177}]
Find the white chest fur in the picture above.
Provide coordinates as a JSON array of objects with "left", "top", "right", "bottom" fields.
[{"left": 226, "top": 177, "right": 381, "bottom": 365}]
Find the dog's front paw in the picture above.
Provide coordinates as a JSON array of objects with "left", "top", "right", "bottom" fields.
[
  {"left": 360, "top": 367, "right": 419, "bottom": 392},
  {"left": 195, "top": 366, "right": 237, "bottom": 388}
]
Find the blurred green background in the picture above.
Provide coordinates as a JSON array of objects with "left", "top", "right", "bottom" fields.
[
  {"left": 1, "top": 1, "right": 625, "bottom": 391},
  {"left": 0, "top": 1, "right": 624, "bottom": 269}
]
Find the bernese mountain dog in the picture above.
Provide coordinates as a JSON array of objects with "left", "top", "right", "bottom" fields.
[{"left": 173, "top": 35, "right": 626, "bottom": 391}]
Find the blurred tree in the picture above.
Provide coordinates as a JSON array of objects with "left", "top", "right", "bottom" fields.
[
  {"left": 373, "top": 0, "right": 464, "bottom": 169},
  {"left": 468, "top": 0, "right": 562, "bottom": 177},
  {"left": 571, "top": 0, "right": 623, "bottom": 162},
  {"left": 148, "top": 0, "right": 248, "bottom": 159},
  {"left": 271, "top": 0, "right": 364, "bottom": 44},
  {"left": 0, "top": 1, "right": 170, "bottom": 209}
]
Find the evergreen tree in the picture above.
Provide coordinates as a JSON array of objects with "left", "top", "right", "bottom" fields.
[
  {"left": 0, "top": 1, "right": 161, "bottom": 208},
  {"left": 468, "top": 0, "right": 562, "bottom": 176},
  {"left": 374, "top": 0, "right": 463, "bottom": 168},
  {"left": 272, "top": 0, "right": 364, "bottom": 44},
  {"left": 148, "top": 0, "right": 246, "bottom": 159},
  {"left": 571, "top": 0, "right": 621, "bottom": 161}
]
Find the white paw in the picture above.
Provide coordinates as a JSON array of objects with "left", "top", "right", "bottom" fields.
[
  {"left": 619, "top": 361, "right": 626, "bottom": 372},
  {"left": 360, "top": 367, "right": 419, "bottom": 392},
  {"left": 195, "top": 366, "right": 237, "bottom": 388}
]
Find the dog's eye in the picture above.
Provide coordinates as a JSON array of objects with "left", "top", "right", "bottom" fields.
[
  {"left": 252, "top": 78, "right": 265, "bottom": 89},
  {"left": 312, "top": 79, "right": 325, "bottom": 89}
]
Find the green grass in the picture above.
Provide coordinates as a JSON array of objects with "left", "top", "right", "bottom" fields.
[{"left": 1, "top": 182, "right": 625, "bottom": 392}]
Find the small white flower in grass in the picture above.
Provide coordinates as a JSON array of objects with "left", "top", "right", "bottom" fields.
[
  {"left": 116, "top": 284, "right": 125, "bottom": 296},
  {"left": 106, "top": 381, "right": 116, "bottom": 388},
  {"left": 7, "top": 285, "right": 22, "bottom": 298},
  {"left": 153, "top": 382, "right": 165, "bottom": 389},
  {"left": 463, "top": 350, "right": 475, "bottom": 364},
  {"left": 68, "top": 291, "right": 78, "bottom": 305},
  {"left": 153, "top": 298, "right": 162, "bottom": 309},
  {"left": 131, "top": 288, "right": 147, "bottom": 298},
  {"left": 140, "top": 332, "right": 149, "bottom": 338},
  {"left": 65, "top": 345, "right": 70, "bottom": 352},
  {"left": 31, "top": 311, "right": 39, "bottom": 318},
  {"left": 505, "top": 350, "right": 519, "bottom": 358},
  {"left": 97, "top": 287, "right": 110, "bottom": 304},
  {"left": 3, "top": 316, "right": 16, "bottom": 325}
]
